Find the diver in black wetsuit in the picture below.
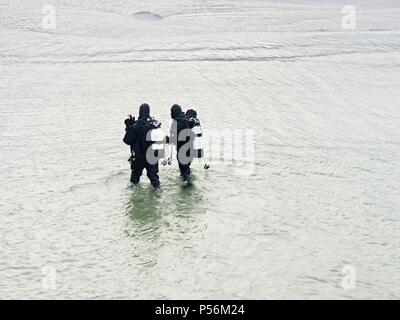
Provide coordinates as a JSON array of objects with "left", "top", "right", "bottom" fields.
[
  {"left": 169, "top": 104, "right": 195, "bottom": 185},
  {"left": 123, "top": 103, "right": 161, "bottom": 188}
]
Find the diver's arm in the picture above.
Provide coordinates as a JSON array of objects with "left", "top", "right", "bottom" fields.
[{"left": 123, "top": 119, "right": 138, "bottom": 146}]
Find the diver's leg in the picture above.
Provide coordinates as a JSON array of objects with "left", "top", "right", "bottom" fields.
[
  {"left": 185, "top": 163, "right": 192, "bottom": 181},
  {"left": 130, "top": 158, "right": 144, "bottom": 184},
  {"left": 146, "top": 163, "right": 160, "bottom": 188},
  {"left": 178, "top": 161, "right": 185, "bottom": 177},
  {"left": 179, "top": 162, "right": 191, "bottom": 183}
]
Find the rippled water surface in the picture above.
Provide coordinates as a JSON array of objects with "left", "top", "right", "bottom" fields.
[{"left": 1, "top": 0, "right": 400, "bottom": 299}]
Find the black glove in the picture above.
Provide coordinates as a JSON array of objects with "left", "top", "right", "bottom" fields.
[{"left": 124, "top": 115, "right": 136, "bottom": 127}]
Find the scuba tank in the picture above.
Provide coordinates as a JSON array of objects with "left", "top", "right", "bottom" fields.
[
  {"left": 144, "top": 117, "right": 165, "bottom": 161},
  {"left": 185, "top": 109, "right": 204, "bottom": 158}
]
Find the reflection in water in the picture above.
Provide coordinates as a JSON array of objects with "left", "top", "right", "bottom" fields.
[
  {"left": 123, "top": 184, "right": 164, "bottom": 270},
  {"left": 125, "top": 185, "right": 163, "bottom": 240},
  {"left": 125, "top": 176, "right": 206, "bottom": 232},
  {"left": 173, "top": 178, "right": 206, "bottom": 218},
  {"left": 123, "top": 176, "right": 206, "bottom": 272}
]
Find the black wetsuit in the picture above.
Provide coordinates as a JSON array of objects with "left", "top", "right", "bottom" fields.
[
  {"left": 170, "top": 105, "right": 194, "bottom": 182},
  {"left": 123, "top": 104, "right": 160, "bottom": 188}
]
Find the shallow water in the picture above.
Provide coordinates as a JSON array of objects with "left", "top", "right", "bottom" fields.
[{"left": 1, "top": 0, "right": 400, "bottom": 299}]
